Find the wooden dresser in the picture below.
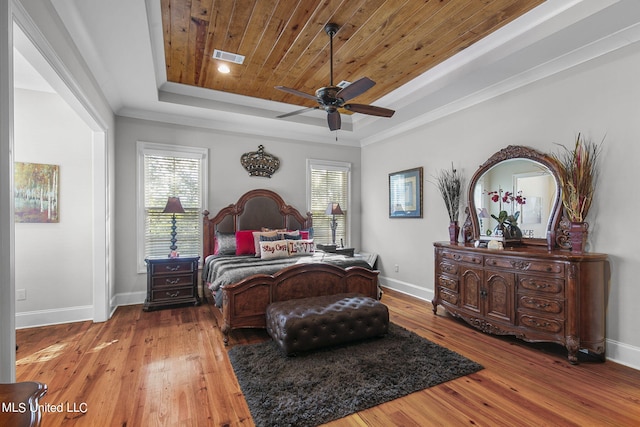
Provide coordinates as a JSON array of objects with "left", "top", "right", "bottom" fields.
[
  {"left": 144, "top": 256, "right": 201, "bottom": 311},
  {"left": 433, "top": 242, "right": 609, "bottom": 363}
]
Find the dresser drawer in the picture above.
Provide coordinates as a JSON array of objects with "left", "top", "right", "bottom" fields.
[
  {"left": 152, "top": 286, "right": 195, "bottom": 302},
  {"left": 518, "top": 295, "right": 563, "bottom": 315},
  {"left": 439, "top": 289, "right": 459, "bottom": 306},
  {"left": 438, "top": 261, "right": 458, "bottom": 275},
  {"left": 485, "top": 257, "right": 564, "bottom": 275},
  {"left": 440, "top": 250, "right": 482, "bottom": 265},
  {"left": 519, "top": 314, "right": 563, "bottom": 334},
  {"left": 151, "top": 273, "right": 194, "bottom": 288},
  {"left": 149, "top": 260, "right": 196, "bottom": 276},
  {"left": 518, "top": 276, "right": 564, "bottom": 295},
  {"left": 437, "top": 275, "right": 458, "bottom": 292}
]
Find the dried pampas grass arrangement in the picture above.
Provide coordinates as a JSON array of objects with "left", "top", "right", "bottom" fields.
[{"left": 552, "top": 133, "right": 603, "bottom": 222}]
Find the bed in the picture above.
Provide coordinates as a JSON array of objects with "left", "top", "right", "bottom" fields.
[{"left": 202, "top": 189, "right": 379, "bottom": 344}]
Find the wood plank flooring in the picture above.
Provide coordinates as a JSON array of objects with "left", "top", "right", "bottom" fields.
[{"left": 15, "top": 288, "right": 640, "bottom": 426}]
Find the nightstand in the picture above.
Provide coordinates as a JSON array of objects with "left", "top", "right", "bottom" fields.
[
  {"left": 144, "top": 256, "right": 201, "bottom": 311},
  {"left": 316, "top": 244, "right": 355, "bottom": 257}
]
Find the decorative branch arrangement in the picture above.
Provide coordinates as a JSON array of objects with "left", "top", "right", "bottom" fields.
[
  {"left": 433, "top": 163, "right": 464, "bottom": 222},
  {"left": 552, "top": 133, "right": 603, "bottom": 222}
]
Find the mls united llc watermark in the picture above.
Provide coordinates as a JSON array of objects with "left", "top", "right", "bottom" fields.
[{"left": 2, "top": 401, "right": 88, "bottom": 414}]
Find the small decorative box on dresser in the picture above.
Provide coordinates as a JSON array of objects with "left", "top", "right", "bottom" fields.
[
  {"left": 144, "top": 256, "right": 201, "bottom": 311},
  {"left": 433, "top": 243, "right": 609, "bottom": 364}
]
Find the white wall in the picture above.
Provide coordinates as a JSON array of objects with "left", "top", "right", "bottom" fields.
[
  {"left": 362, "top": 42, "right": 640, "bottom": 368},
  {"left": 13, "top": 88, "right": 93, "bottom": 325},
  {"left": 113, "top": 116, "right": 363, "bottom": 304}
]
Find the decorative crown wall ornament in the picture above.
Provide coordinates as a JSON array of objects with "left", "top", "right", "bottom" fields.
[{"left": 240, "top": 145, "right": 280, "bottom": 178}]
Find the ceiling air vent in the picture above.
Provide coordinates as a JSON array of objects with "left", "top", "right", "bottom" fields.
[
  {"left": 337, "top": 80, "right": 351, "bottom": 88},
  {"left": 213, "top": 49, "right": 245, "bottom": 64}
]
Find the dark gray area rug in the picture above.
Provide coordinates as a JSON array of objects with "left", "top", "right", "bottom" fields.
[{"left": 228, "top": 323, "right": 483, "bottom": 427}]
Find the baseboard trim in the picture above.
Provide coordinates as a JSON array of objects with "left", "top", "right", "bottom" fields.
[
  {"left": 379, "top": 276, "right": 433, "bottom": 302},
  {"left": 605, "top": 339, "right": 640, "bottom": 371},
  {"left": 380, "top": 277, "right": 640, "bottom": 371},
  {"left": 15, "top": 305, "right": 93, "bottom": 329},
  {"left": 112, "top": 291, "right": 146, "bottom": 307}
]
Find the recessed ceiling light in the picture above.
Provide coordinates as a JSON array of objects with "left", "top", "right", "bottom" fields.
[{"left": 218, "top": 64, "right": 230, "bottom": 74}]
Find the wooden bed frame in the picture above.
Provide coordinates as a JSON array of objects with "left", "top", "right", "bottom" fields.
[{"left": 202, "top": 189, "right": 379, "bottom": 344}]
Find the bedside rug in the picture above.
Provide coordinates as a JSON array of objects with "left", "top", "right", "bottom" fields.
[{"left": 228, "top": 323, "right": 483, "bottom": 427}]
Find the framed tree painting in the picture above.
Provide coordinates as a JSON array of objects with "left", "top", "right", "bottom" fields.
[
  {"left": 14, "top": 162, "right": 60, "bottom": 223},
  {"left": 389, "top": 167, "right": 423, "bottom": 218}
]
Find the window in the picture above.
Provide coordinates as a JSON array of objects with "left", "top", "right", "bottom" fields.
[
  {"left": 307, "top": 159, "right": 351, "bottom": 246},
  {"left": 137, "top": 142, "right": 208, "bottom": 271}
]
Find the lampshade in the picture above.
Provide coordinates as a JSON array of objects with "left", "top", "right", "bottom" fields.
[
  {"left": 325, "top": 202, "right": 344, "bottom": 216},
  {"left": 163, "top": 197, "right": 185, "bottom": 214}
]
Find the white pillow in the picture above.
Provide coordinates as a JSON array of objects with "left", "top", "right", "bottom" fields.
[
  {"left": 287, "top": 239, "right": 315, "bottom": 256},
  {"left": 253, "top": 231, "right": 279, "bottom": 256},
  {"left": 259, "top": 239, "right": 290, "bottom": 260}
]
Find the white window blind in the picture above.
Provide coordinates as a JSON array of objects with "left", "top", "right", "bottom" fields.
[
  {"left": 138, "top": 142, "right": 208, "bottom": 270},
  {"left": 308, "top": 160, "right": 351, "bottom": 246}
]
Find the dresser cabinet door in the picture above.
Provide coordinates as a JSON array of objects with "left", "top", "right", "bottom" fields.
[
  {"left": 460, "top": 267, "right": 483, "bottom": 314},
  {"left": 485, "top": 269, "right": 515, "bottom": 324}
]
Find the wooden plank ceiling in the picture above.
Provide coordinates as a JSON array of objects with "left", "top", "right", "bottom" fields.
[{"left": 161, "top": 0, "right": 545, "bottom": 109}]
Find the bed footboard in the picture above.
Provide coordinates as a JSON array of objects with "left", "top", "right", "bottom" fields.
[{"left": 218, "top": 263, "right": 379, "bottom": 345}]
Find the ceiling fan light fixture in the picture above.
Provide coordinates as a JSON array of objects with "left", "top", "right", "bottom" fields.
[
  {"left": 274, "top": 23, "right": 395, "bottom": 130},
  {"left": 217, "top": 64, "right": 231, "bottom": 74}
]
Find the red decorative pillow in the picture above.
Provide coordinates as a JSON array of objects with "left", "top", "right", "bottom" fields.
[{"left": 236, "top": 230, "right": 259, "bottom": 255}]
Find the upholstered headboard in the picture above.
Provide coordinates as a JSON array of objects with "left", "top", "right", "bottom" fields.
[{"left": 202, "top": 189, "right": 313, "bottom": 259}]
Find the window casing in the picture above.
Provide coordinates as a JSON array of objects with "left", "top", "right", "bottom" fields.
[
  {"left": 307, "top": 159, "right": 351, "bottom": 246},
  {"left": 137, "top": 142, "right": 208, "bottom": 272}
]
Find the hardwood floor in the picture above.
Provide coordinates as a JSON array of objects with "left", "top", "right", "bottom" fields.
[{"left": 15, "top": 288, "right": 640, "bottom": 426}]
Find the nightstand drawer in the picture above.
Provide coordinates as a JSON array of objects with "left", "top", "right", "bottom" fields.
[
  {"left": 152, "top": 286, "right": 195, "bottom": 302},
  {"left": 149, "top": 260, "right": 196, "bottom": 276},
  {"left": 151, "top": 273, "right": 194, "bottom": 288}
]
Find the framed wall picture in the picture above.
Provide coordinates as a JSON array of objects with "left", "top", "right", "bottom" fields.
[
  {"left": 14, "top": 162, "right": 60, "bottom": 223},
  {"left": 389, "top": 167, "right": 423, "bottom": 218}
]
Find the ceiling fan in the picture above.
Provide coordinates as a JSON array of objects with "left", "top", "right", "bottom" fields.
[{"left": 275, "top": 23, "right": 395, "bottom": 131}]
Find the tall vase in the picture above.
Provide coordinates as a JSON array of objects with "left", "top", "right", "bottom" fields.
[
  {"left": 569, "top": 221, "right": 589, "bottom": 253},
  {"left": 448, "top": 221, "right": 460, "bottom": 244}
]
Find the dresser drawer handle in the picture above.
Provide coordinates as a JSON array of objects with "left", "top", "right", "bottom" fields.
[
  {"left": 166, "top": 291, "right": 180, "bottom": 298},
  {"left": 166, "top": 265, "right": 182, "bottom": 271},
  {"left": 165, "top": 278, "right": 181, "bottom": 285}
]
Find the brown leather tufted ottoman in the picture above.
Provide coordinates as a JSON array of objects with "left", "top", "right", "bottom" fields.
[{"left": 265, "top": 293, "right": 389, "bottom": 355}]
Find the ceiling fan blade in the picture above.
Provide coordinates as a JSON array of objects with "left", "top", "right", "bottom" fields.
[
  {"left": 274, "top": 86, "right": 318, "bottom": 101},
  {"left": 343, "top": 103, "right": 395, "bottom": 117},
  {"left": 336, "top": 77, "right": 376, "bottom": 102},
  {"left": 276, "top": 106, "right": 319, "bottom": 118},
  {"left": 327, "top": 111, "right": 341, "bottom": 131}
]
